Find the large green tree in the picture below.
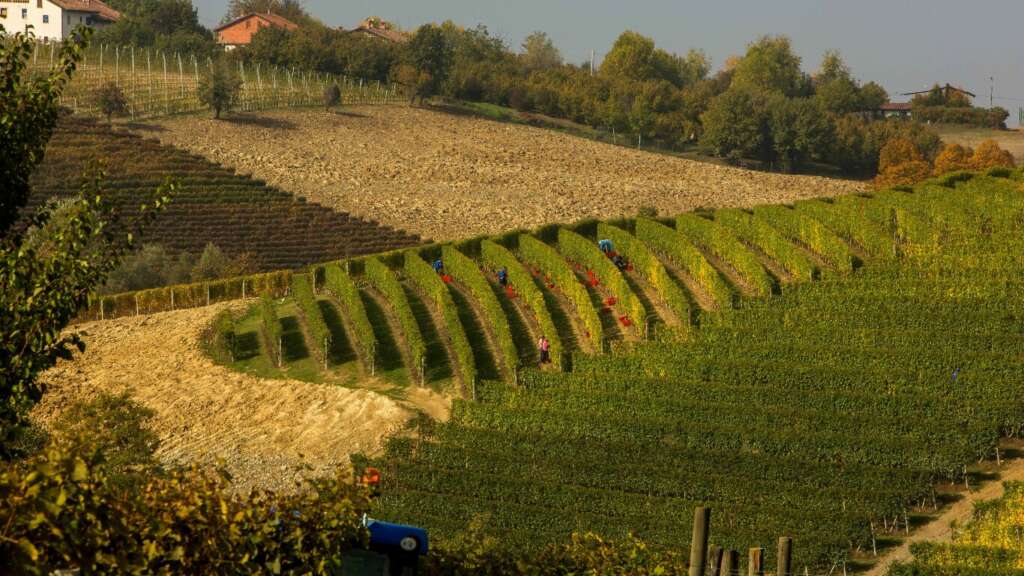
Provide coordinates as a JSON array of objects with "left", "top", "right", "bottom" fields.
[
  {"left": 0, "top": 28, "right": 170, "bottom": 455},
  {"left": 95, "top": 0, "right": 215, "bottom": 56},
  {"left": 600, "top": 31, "right": 707, "bottom": 88},
  {"left": 699, "top": 85, "right": 772, "bottom": 163},
  {"left": 731, "top": 35, "right": 807, "bottom": 97},
  {"left": 401, "top": 24, "right": 453, "bottom": 104},
  {"left": 520, "top": 31, "right": 562, "bottom": 72}
]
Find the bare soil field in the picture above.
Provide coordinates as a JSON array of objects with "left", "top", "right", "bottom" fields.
[
  {"left": 934, "top": 124, "right": 1024, "bottom": 162},
  {"left": 32, "top": 304, "right": 419, "bottom": 493},
  {"left": 138, "top": 107, "right": 867, "bottom": 242}
]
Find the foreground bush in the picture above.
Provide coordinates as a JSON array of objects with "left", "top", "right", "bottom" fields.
[{"left": 0, "top": 444, "right": 373, "bottom": 574}]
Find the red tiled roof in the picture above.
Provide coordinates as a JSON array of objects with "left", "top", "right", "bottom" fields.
[
  {"left": 348, "top": 26, "right": 407, "bottom": 43},
  {"left": 215, "top": 12, "right": 298, "bottom": 33},
  {"left": 50, "top": 0, "right": 121, "bottom": 21},
  {"left": 880, "top": 102, "right": 913, "bottom": 111}
]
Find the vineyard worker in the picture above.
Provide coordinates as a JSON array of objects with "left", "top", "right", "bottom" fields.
[
  {"left": 433, "top": 258, "right": 444, "bottom": 274},
  {"left": 497, "top": 266, "right": 509, "bottom": 287},
  {"left": 598, "top": 239, "right": 613, "bottom": 255},
  {"left": 538, "top": 335, "right": 551, "bottom": 365}
]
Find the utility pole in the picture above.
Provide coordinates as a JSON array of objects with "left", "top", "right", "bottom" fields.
[
  {"left": 590, "top": 49, "right": 595, "bottom": 76},
  {"left": 990, "top": 76, "right": 994, "bottom": 109}
]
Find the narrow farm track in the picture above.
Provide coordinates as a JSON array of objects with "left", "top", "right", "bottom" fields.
[
  {"left": 32, "top": 304, "right": 414, "bottom": 494},
  {"left": 866, "top": 457, "right": 1024, "bottom": 576}
]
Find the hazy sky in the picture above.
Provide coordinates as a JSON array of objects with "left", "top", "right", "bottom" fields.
[{"left": 197, "top": 1, "right": 1024, "bottom": 126}]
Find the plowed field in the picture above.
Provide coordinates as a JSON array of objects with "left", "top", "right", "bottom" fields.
[{"left": 140, "top": 107, "right": 866, "bottom": 242}]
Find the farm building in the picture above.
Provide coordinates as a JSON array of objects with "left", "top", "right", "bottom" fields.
[
  {"left": 874, "top": 102, "right": 913, "bottom": 120},
  {"left": 345, "top": 17, "right": 407, "bottom": 43},
  {"left": 0, "top": 0, "right": 120, "bottom": 41},
  {"left": 215, "top": 12, "right": 299, "bottom": 50}
]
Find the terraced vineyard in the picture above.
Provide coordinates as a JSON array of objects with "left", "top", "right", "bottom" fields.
[
  {"left": 178, "top": 171, "right": 1024, "bottom": 571},
  {"left": 25, "top": 117, "right": 420, "bottom": 272},
  {"left": 891, "top": 481, "right": 1024, "bottom": 575}
]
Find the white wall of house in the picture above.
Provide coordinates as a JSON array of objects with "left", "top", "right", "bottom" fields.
[
  {"left": 0, "top": 0, "right": 64, "bottom": 40},
  {"left": 0, "top": 1, "right": 113, "bottom": 41}
]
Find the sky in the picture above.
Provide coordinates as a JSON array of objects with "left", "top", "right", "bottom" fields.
[{"left": 197, "top": 1, "right": 1024, "bottom": 126}]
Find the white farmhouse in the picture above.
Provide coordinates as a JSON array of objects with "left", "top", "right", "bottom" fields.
[{"left": 0, "top": 0, "right": 121, "bottom": 41}]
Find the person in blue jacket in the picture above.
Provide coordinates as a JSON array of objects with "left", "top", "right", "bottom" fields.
[
  {"left": 598, "top": 239, "right": 613, "bottom": 255},
  {"left": 432, "top": 258, "right": 444, "bottom": 274},
  {"left": 497, "top": 266, "right": 509, "bottom": 287}
]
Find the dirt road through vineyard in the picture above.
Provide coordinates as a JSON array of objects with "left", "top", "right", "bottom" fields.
[{"left": 866, "top": 456, "right": 1024, "bottom": 575}]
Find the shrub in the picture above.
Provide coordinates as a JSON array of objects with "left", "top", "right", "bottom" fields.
[
  {"left": 94, "top": 81, "right": 128, "bottom": 125},
  {"left": 364, "top": 258, "right": 426, "bottom": 382},
  {"left": 259, "top": 294, "right": 282, "bottom": 367},
  {"left": 714, "top": 209, "right": 816, "bottom": 282},
  {"left": 209, "top": 309, "right": 237, "bottom": 364},
  {"left": 1, "top": 444, "right": 372, "bottom": 573},
  {"left": 875, "top": 160, "right": 934, "bottom": 190},
  {"left": 323, "top": 83, "right": 342, "bottom": 110},
  {"left": 324, "top": 263, "right": 377, "bottom": 374},
  {"left": 480, "top": 240, "right": 563, "bottom": 370},
  {"left": 600, "top": 222, "right": 694, "bottom": 334},
  {"left": 518, "top": 234, "right": 604, "bottom": 350},
  {"left": 878, "top": 138, "right": 923, "bottom": 173},
  {"left": 442, "top": 245, "right": 519, "bottom": 378},
  {"left": 291, "top": 273, "right": 331, "bottom": 367},
  {"left": 971, "top": 140, "right": 1016, "bottom": 171},
  {"left": 50, "top": 392, "right": 161, "bottom": 490},
  {"left": 675, "top": 213, "right": 773, "bottom": 298},
  {"left": 933, "top": 143, "right": 974, "bottom": 175},
  {"left": 558, "top": 228, "right": 646, "bottom": 334},
  {"left": 198, "top": 60, "right": 243, "bottom": 119},
  {"left": 404, "top": 252, "right": 476, "bottom": 392},
  {"left": 752, "top": 205, "right": 854, "bottom": 272}
]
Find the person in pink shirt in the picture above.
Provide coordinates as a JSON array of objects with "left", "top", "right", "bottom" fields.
[{"left": 538, "top": 335, "right": 551, "bottom": 365}]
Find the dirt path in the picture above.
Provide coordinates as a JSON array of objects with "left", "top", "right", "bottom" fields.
[
  {"left": 32, "top": 303, "right": 421, "bottom": 494},
  {"left": 866, "top": 457, "right": 1024, "bottom": 575},
  {"left": 138, "top": 108, "right": 866, "bottom": 243}
]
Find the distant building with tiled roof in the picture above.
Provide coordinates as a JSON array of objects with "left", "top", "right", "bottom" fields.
[
  {"left": 346, "top": 17, "right": 407, "bottom": 43},
  {"left": 215, "top": 12, "right": 299, "bottom": 50},
  {"left": 0, "top": 0, "right": 120, "bottom": 41}
]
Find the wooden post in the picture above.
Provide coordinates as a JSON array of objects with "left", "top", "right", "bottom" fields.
[
  {"left": 777, "top": 537, "right": 792, "bottom": 576},
  {"left": 721, "top": 550, "right": 739, "bottom": 576},
  {"left": 135, "top": 294, "right": 139, "bottom": 316},
  {"left": 206, "top": 284, "right": 210, "bottom": 307},
  {"left": 689, "top": 507, "right": 711, "bottom": 576},
  {"left": 747, "top": 548, "right": 763, "bottom": 576},
  {"left": 170, "top": 288, "right": 175, "bottom": 310},
  {"left": 242, "top": 280, "right": 246, "bottom": 300},
  {"left": 708, "top": 545, "right": 723, "bottom": 576}
]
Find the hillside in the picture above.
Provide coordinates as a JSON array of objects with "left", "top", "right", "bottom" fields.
[
  {"left": 49, "top": 169, "right": 1024, "bottom": 570},
  {"left": 137, "top": 106, "right": 867, "bottom": 242},
  {"left": 934, "top": 124, "right": 1024, "bottom": 162},
  {"left": 25, "top": 117, "right": 421, "bottom": 271},
  {"left": 31, "top": 303, "right": 420, "bottom": 494}
]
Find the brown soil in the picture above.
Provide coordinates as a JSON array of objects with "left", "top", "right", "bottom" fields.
[
  {"left": 31, "top": 303, "right": 440, "bottom": 493},
  {"left": 138, "top": 107, "right": 866, "bottom": 243}
]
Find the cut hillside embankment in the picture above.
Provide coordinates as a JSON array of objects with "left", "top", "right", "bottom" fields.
[
  {"left": 140, "top": 106, "right": 867, "bottom": 242},
  {"left": 32, "top": 303, "right": 413, "bottom": 493}
]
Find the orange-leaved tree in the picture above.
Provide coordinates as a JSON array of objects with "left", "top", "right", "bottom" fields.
[
  {"left": 970, "top": 139, "right": 1016, "bottom": 170},
  {"left": 874, "top": 138, "right": 932, "bottom": 189},
  {"left": 933, "top": 143, "right": 974, "bottom": 175}
]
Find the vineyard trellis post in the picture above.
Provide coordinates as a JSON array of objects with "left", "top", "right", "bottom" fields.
[
  {"left": 115, "top": 45, "right": 120, "bottom": 86},
  {"left": 688, "top": 507, "right": 710, "bottom": 576},
  {"left": 162, "top": 51, "right": 169, "bottom": 115},
  {"left": 130, "top": 47, "right": 136, "bottom": 119},
  {"left": 177, "top": 53, "right": 185, "bottom": 109},
  {"left": 748, "top": 548, "right": 763, "bottom": 576},
  {"left": 707, "top": 545, "right": 723, "bottom": 576},
  {"left": 239, "top": 60, "right": 246, "bottom": 111},
  {"left": 721, "top": 550, "right": 739, "bottom": 575},
  {"left": 146, "top": 49, "right": 152, "bottom": 116},
  {"left": 49, "top": 42, "right": 54, "bottom": 67},
  {"left": 777, "top": 537, "right": 792, "bottom": 576}
]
